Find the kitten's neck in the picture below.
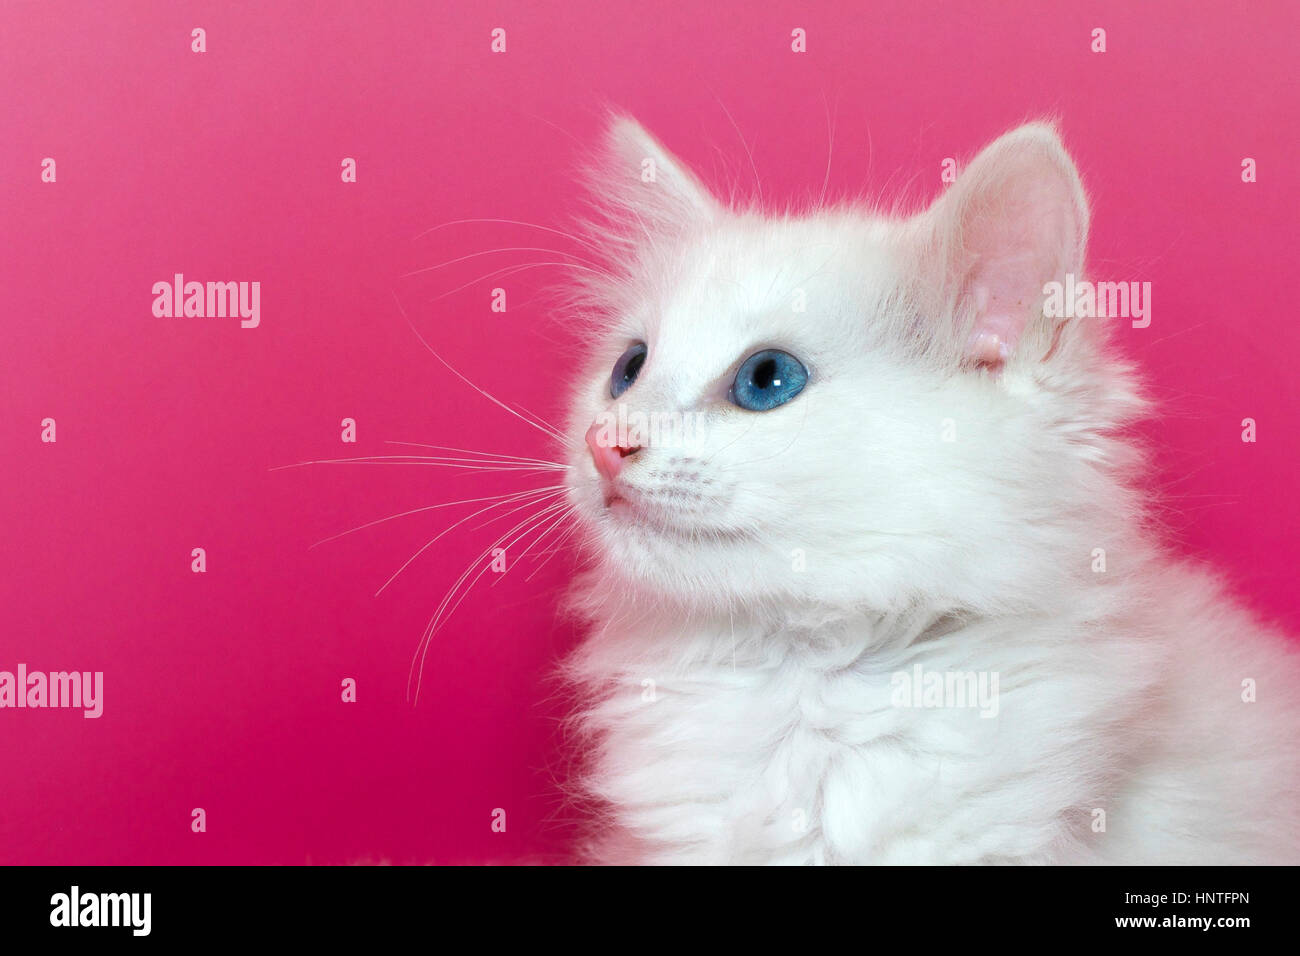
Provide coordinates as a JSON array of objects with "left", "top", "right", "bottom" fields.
[{"left": 575, "top": 538, "right": 1157, "bottom": 675}]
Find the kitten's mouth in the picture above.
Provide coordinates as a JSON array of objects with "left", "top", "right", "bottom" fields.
[
  {"left": 600, "top": 487, "right": 657, "bottom": 525},
  {"left": 597, "top": 487, "right": 747, "bottom": 543},
  {"left": 603, "top": 490, "right": 635, "bottom": 516}
]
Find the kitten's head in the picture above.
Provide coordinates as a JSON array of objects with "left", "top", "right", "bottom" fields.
[{"left": 564, "top": 116, "right": 1143, "bottom": 619}]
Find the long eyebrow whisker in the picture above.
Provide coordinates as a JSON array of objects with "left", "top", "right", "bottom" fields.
[
  {"left": 399, "top": 246, "right": 603, "bottom": 279},
  {"left": 393, "top": 289, "right": 577, "bottom": 449},
  {"left": 426, "top": 260, "right": 607, "bottom": 306},
  {"left": 412, "top": 217, "right": 602, "bottom": 254}
]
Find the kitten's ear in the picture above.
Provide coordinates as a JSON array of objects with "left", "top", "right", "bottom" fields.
[
  {"left": 910, "top": 123, "right": 1089, "bottom": 369},
  {"left": 592, "top": 115, "right": 719, "bottom": 232}
]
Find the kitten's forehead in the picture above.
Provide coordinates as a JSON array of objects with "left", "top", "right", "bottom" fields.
[
  {"left": 636, "top": 214, "right": 888, "bottom": 375},
  {"left": 672, "top": 218, "right": 848, "bottom": 308}
]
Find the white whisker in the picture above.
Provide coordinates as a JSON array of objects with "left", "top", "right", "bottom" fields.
[
  {"left": 383, "top": 440, "right": 569, "bottom": 469},
  {"left": 490, "top": 503, "right": 576, "bottom": 585},
  {"left": 376, "top": 487, "right": 569, "bottom": 598},
  {"left": 393, "top": 288, "right": 577, "bottom": 449},
  {"left": 412, "top": 217, "right": 602, "bottom": 254},
  {"left": 311, "top": 484, "right": 567, "bottom": 550},
  {"left": 524, "top": 521, "right": 581, "bottom": 581},
  {"left": 426, "top": 260, "right": 606, "bottom": 304},
  {"left": 399, "top": 246, "right": 602, "bottom": 279},
  {"left": 408, "top": 497, "right": 573, "bottom": 703},
  {"left": 272, "top": 455, "right": 562, "bottom": 474}
]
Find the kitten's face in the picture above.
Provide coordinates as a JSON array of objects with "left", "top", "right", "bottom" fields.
[
  {"left": 565, "top": 118, "right": 1135, "bottom": 615},
  {"left": 565, "top": 215, "right": 932, "bottom": 608}
]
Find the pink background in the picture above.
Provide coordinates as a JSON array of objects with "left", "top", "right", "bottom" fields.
[{"left": 2, "top": 1, "right": 1296, "bottom": 864}]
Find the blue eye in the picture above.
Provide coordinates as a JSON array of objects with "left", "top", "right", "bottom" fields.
[
  {"left": 610, "top": 342, "right": 647, "bottom": 398},
  {"left": 729, "top": 349, "right": 808, "bottom": 411}
]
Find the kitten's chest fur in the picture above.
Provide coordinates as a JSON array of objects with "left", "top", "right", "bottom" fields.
[{"left": 572, "top": 580, "right": 1300, "bottom": 865}]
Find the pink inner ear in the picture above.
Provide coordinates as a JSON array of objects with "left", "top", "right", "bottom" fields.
[
  {"left": 963, "top": 251, "right": 1047, "bottom": 367},
  {"left": 937, "top": 131, "right": 1085, "bottom": 371},
  {"left": 958, "top": 193, "right": 1078, "bottom": 369}
]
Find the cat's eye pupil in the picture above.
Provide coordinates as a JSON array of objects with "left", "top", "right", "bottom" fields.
[
  {"left": 752, "top": 358, "right": 778, "bottom": 390},
  {"left": 623, "top": 351, "right": 645, "bottom": 383}
]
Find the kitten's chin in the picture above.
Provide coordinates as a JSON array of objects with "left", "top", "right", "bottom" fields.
[{"left": 570, "top": 482, "right": 757, "bottom": 602}]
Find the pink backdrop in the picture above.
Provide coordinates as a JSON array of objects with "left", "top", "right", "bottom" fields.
[{"left": 2, "top": 1, "right": 1296, "bottom": 864}]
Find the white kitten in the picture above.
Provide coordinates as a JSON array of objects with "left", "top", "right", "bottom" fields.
[{"left": 559, "top": 116, "right": 1300, "bottom": 864}]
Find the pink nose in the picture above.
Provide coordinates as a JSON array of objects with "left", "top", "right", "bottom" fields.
[{"left": 585, "top": 421, "right": 641, "bottom": 481}]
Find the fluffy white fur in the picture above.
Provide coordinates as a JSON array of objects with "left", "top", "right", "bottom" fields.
[{"left": 559, "top": 116, "right": 1300, "bottom": 864}]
